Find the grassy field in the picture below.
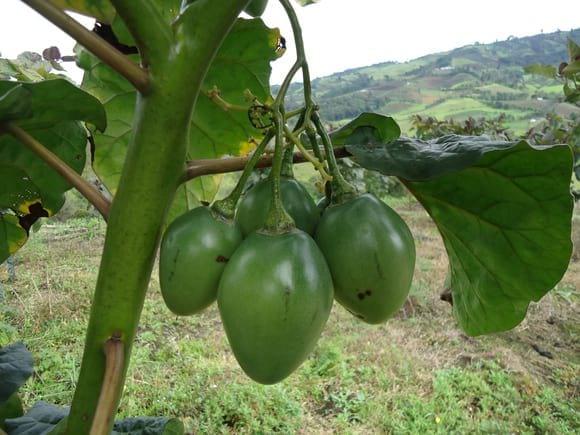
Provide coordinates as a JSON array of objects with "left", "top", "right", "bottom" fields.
[{"left": 0, "top": 197, "right": 578, "bottom": 434}]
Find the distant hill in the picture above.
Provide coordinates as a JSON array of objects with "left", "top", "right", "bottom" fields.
[{"left": 279, "top": 28, "right": 580, "bottom": 133}]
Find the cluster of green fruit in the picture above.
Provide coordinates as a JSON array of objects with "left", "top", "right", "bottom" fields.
[{"left": 159, "top": 174, "right": 416, "bottom": 384}]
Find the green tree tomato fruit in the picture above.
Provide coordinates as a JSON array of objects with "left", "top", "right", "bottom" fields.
[
  {"left": 218, "top": 230, "right": 333, "bottom": 384},
  {"left": 315, "top": 193, "right": 415, "bottom": 324},
  {"left": 159, "top": 207, "right": 242, "bottom": 316},
  {"left": 236, "top": 177, "right": 319, "bottom": 236},
  {"left": 244, "top": 0, "right": 268, "bottom": 17}
]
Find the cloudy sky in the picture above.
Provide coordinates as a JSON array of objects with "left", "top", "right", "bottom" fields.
[{"left": 0, "top": 0, "right": 578, "bottom": 84}]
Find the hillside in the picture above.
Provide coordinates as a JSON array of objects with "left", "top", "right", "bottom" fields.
[{"left": 280, "top": 28, "right": 580, "bottom": 133}]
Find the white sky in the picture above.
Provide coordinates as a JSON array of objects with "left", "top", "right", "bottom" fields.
[{"left": 0, "top": 0, "right": 578, "bottom": 84}]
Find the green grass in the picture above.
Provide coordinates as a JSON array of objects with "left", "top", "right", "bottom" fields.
[{"left": 1, "top": 200, "right": 579, "bottom": 433}]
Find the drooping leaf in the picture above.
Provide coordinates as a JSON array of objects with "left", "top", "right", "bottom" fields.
[
  {"left": 48, "top": 0, "right": 115, "bottom": 23},
  {"left": 0, "top": 80, "right": 106, "bottom": 131},
  {"left": 344, "top": 125, "right": 574, "bottom": 336},
  {"left": 79, "top": 18, "right": 282, "bottom": 213},
  {"left": 5, "top": 402, "right": 184, "bottom": 435},
  {"left": 294, "top": 0, "right": 319, "bottom": 5},
  {"left": 330, "top": 112, "right": 401, "bottom": 147},
  {"left": 0, "top": 342, "right": 33, "bottom": 403},
  {"left": 0, "top": 122, "right": 88, "bottom": 264},
  {"left": 343, "top": 134, "right": 520, "bottom": 181},
  {"left": 0, "top": 122, "right": 87, "bottom": 215}
]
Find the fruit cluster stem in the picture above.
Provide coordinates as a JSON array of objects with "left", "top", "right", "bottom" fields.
[{"left": 211, "top": 130, "right": 274, "bottom": 219}]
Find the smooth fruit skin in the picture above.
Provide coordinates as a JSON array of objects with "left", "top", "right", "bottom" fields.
[
  {"left": 236, "top": 177, "right": 319, "bottom": 236},
  {"left": 315, "top": 194, "right": 415, "bottom": 324},
  {"left": 218, "top": 230, "right": 333, "bottom": 384},
  {"left": 244, "top": 0, "right": 268, "bottom": 17},
  {"left": 159, "top": 207, "right": 243, "bottom": 316}
]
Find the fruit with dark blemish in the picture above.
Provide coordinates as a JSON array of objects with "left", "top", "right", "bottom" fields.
[
  {"left": 315, "top": 193, "right": 415, "bottom": 324},
  {"left": 218, "top": 229, "right": 333, "bottom": 384},
  {"left": 159, "top": 206, "right": 242, "bottom": 316}
]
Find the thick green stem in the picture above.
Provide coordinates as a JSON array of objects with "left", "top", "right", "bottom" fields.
[
  {"left": 211, "top": 130, "right": 273, "bottom": 219},
  {"left": 66, "top": 2, "right": 249, "bottom": 433}
]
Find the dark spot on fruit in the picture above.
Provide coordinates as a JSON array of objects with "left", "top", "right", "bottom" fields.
[
  {"left": 374, "top": 252, "right": 384, "bottom": 279},
  {"left": 357, "top": 292, "right": 365, "bottom": 300},
  {"left": 283, "top": 287, "right": 291, "bottom": 320},
  {"left": 216, "top": 255, "right": 229, "bottom": 263},
  {"left": 366, "top": 289, "right": 372, "bottom": 296}
]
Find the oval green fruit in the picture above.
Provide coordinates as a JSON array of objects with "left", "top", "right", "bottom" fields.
[
  {"left": 218, "top": 230, "right": 333, "bottom": 384},
  {"left": 236, "top": 177, "right": 319, "bottom": 236},
  {"left": 159, "top": 206, "right": 242, "bottom": 316},
  {"left": 244, "top": 0, "right": 268, "bottom": 17},
  {"left": 315, "top": 193, "right": 415, "bottom": 324}
]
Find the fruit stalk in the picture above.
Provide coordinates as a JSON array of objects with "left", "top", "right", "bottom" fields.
[
  {"left": 263, "top": 111, "right": 294, "bottom": 232},
  {"left": 212, "top": 130, "right": 274, "bottom": 219},
  {"left": 312, "top": 113, "right": 356, "bottom": 202}
]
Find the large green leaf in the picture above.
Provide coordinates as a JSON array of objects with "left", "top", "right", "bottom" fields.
[
  {"left": 79, "top": 18, "right": 282, "bottom": 214},
  {"left": 340, "top": 119, "right": 573, "bottom": 336},
  {"left": 342, "top": 134, "right": 524, "bottom": 181},
  {"left": 0, "top": 122, "right": 88, "bottom": 263},
  {"left": 0, "top": 123, "right": 87, "bottom": 215},
  {"left": 48, "top": 0, "right": 115, "bottom": 22},
  {"left": 0, "top": 76, "right": 104, "bottom": 264},
  {"left": 0, "top": 80, "right": 106, "bottom": 130},
  {"left": 0, "top": 343, "right": 33, "bottom": 403},
  {"left": 5, "top": 402, "right": 184, "bottom": 435}
]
